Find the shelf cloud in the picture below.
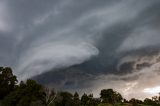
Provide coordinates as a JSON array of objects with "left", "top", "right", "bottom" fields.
[{"left": 0, "top": 0, "right": 160, "bottom": 99}]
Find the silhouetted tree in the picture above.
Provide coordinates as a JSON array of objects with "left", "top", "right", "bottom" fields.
[
  {"left": 73, "top": 92, "right": 80, "bottom": 106},
  {"left": 2, "top": 66, "right": 160, "bottom": 106},
  {"left": 2, "top": 79, "right": 44, "bottom": 106},
  {"left": 129, "top": 98, "right": 143, "bottom": 106},
  {"left": 0, "top": 67, "right": 17, "bottom": 100},
  {"left": 81, "top": 93, "right": 89, "bottom": 106},
  {"left": 87, "top": 94, "right": 99, "bottom": 106},
  {"left": 144, "top": 98, "right": 156, "bottom": 105},
  {"left": 100, "top": 89, "right": 123, "bottom": 105},
  {"left": 54, "top": 91, "right": 74, "bottom": 106},
  {"left": 41, "top": 87, "right": 56, "bottom": 106}
]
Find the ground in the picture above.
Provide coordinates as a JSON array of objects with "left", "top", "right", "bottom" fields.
[{"left": 98, "top": 103, "right": 151, "bottom": 106}]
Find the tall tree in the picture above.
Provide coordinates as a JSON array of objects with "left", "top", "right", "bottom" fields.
[
  {"left": 100, "top": 89, "right": 123, "bottom": 105},
  {"left": 81, "top": 93, "right": 89, "bottom": 106},
  {"left": 55, "top": 91, "right": 74, "bottom": 106},
  {"left": 2, "top": 79, "right": 44, "bottom": 106},
  {"left": 0, "top": 67, "right": 17, "bottom": 100},
  {"left": 73, "top": 92, "right": 80, "bottom": 106},
  {"left": 41, "top": 87, "right": 56, "bottom": 106}
]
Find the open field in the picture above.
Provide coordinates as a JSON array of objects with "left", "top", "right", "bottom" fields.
[{"left": 98, "top": 103, "right": 152, "bottom": 106}]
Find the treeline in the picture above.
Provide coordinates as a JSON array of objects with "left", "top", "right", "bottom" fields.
[{"left": 0, "top": 67, "right": 160, "bottom": 106}]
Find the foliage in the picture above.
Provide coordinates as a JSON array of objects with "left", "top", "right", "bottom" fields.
[
  {"left": 81, "top": 93, "right": 89, "bottom": 106},
  {"left": 2, "top": 79, "right": 45, "bottom": 106},
  {"left": 0, "top": 66, "right": 160, "bottom": 106},
  {"left": 100, "top": 89, "right": 123, "bottom": 105},
  {"left": 0, "top": 67, "right": 17, "bottom": 100},
  {"left": 73, "top": 92, "right": 81, "bottom": 106},
  {"left": 54, "top": 91, "right": 74, "bottom": 106},
  {"left": 41, "top": 88, "right": 56, "bottom": 106}
]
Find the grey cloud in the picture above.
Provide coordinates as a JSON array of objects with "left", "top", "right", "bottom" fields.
[
  {"left": 17, "top": 42, "right": 99, "bottom": 79},
  {"left": 117, "top": 26, "right": 160, "bottom": 52},
  {"left": 0, "top": 0, "right": 160, "bottom": 99},
  {"left": 34, "top": 49, "right": 160, "bottom": 100}
]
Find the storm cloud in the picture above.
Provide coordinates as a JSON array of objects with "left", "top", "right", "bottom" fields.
[{"left": 0, "top": 0, "right": 160, "bottom": 99}]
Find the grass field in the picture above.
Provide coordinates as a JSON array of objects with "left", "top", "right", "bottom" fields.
[{"left": 98, "top": 103, "right": 152, "bottom": 106}]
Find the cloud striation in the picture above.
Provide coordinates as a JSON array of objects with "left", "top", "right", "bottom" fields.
[{"left": 0, "top": 0, "right": 160, "bottom": 99}]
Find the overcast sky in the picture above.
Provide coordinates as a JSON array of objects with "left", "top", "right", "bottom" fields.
[{"left": 0, "top": 0, "right": 160, "bottom": 100}]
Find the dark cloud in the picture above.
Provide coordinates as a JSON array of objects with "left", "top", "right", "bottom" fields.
[{"left": 0, "top": 0, "right": 160, "bottom": 99}]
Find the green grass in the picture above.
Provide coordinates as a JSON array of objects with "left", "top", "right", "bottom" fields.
[
  {"left": 98, "top": 103, "right": 151, "bottom": 106},
  {"left": 98, "top": 103, "right": 113, "bottom": 106}
]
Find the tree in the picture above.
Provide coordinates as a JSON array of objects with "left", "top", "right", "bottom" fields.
[
  {"left": 54, "top": 91, "right": 74, "bottom": 106},
  {"left": 129, "top": 98, "right": 143, "bottom": 106},
  {"left": 87, "top": 94, "right": 100, "bottom": 106},
  {"left": 152, "top": 96, "right": 159, "bottom": 102},
  {"left": 0, "top": 67, "right": 17, "bottom": 100},
  {"left": 41, "top": 87, "right": 56, "bottom": 106},
  {"left": 2, "top": 79, "right": 45, "bottom": 106},
  {"left": 73, "top": 92, "right": 80, "bottom": 106},
  {"left": 81, "top": 93, "right": 89, "bottom": 106},
  {"left": 144, "top": 98, "right": 156, "bottom": 105},
  {"left": 100, "top": 89, "right": 123, "bottom": 105},
  {"left": 81, "top": 93, "right": 99, "bottom": 106}
]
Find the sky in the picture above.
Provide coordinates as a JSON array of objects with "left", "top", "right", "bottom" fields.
[{"left": 0, "top": 0, "right": 160, "bottom": 100}]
